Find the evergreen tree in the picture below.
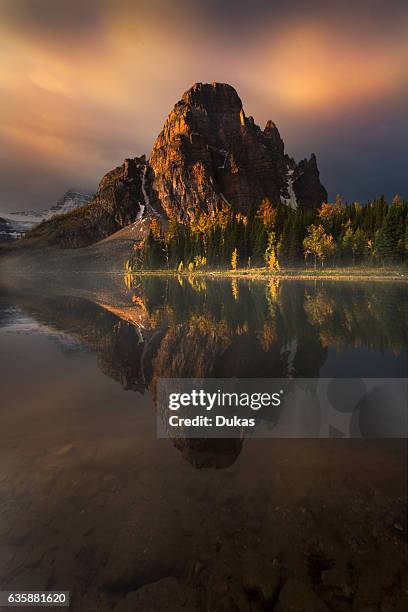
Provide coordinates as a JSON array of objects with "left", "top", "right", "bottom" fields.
[
  {"left": 341, "top": 221, "right": 354, "bottom": 262},
  {"left": 376, "top": 203, "right": 405, "bottom": 262},
  {"left": 130, "top": 195, "right": 407, "bottom": 270},
  {"left": 352, "top": 228, "right": 367, "bottom": 263}
]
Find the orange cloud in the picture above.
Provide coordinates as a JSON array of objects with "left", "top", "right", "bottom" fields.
[
  {"left": 248, "top": 22, "right": 408, "bottom": 112},
  {"left": 0, "top": 1, "right": 407, "bottom": 208},
  {"left": 29, "top": 68, "right": 74, "bottom": 97},
  {"left": 0, "top": 7, "right": 232, "bottom": 173}
]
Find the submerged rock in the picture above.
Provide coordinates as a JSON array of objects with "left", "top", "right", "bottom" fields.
[
  {"left": 113, "top": 576, "right": 198, "bottom": 611},
  {"left": 275, "top": 579, "right": 329, "bottom": 612}
]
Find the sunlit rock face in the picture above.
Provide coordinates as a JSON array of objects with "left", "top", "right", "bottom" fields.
[
  {"left": 20, "top": 83, "right": 327, "bottom": 248},
  {"left": 149, "top": 82, "right": 327, "bottom": 220}
]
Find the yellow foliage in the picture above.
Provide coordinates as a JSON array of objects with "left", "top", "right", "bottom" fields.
[
  {"left": 214, "top": 203, "right": 233, "bottom": 230},
  {"left": 258, "top": 323, "right": 276, "bottom": 352},
  {"left": 165, "top": 218, "right": 178, "bottom": 242},
  {"left": 150, "top": 217, "right": 161, "bottom": 240},
  {"left": 231, "top": 248, "right": 238, "bottom": 270},
  {"left": 267, "top": 279, "right": 280, "bottom": 302},
  {"left": 191, "top": 213, "right": 212, "bottom": 235},
  {"left": 131, "top": 295, "right": 147, "bottom": 311},
  {"left": 194, "top": 255, "right": 207, "bottom": 269},
  {"left": 318, "top": 201, "right": 344, "bottom": 218},
  {"left": 318, "top": 203, "right": 334, "bottom": 218},
  {"left": 124, "top": 273, "right": 132, "bottom": 290},
  {"left": 133, "top": 239, "right": 145, "bottom": 251},
  {"left": 187, "top": 275, "right": 207, "bottom": 292},
  {"left": 257, "top": 198, "right": 277, "bottom": 228},
  {"left": 267, "top": 250, "right": 280, "bottom": 271},
  {"left": 264, "top": 231, "right": 280, "bottom": 271},
  {"left": 304, "top": 291, "right": 335, "bottom": 326},
  {"left": 235, "top": 212, "right": 248, "bottom": 226},
  {"left": 231, "top": 279, "right": 239, "bottom": 301},
  {"left": 303, "top": 224, "right": 336, "bottom": 267}
]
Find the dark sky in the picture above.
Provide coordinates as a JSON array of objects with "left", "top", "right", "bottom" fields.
[{"left": 0, "top": 0, "right": 407, "bottom": 210}]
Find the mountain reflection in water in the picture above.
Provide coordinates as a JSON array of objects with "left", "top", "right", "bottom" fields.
[
  {"left": 7, "top": 276, "right": 408, "bottom": 380},
  {"left": 0, "top": 276, "right": 406, "bottom": 610}
]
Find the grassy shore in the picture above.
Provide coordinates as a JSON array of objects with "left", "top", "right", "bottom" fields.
[{"left": 128, "top": 267, "right": 407, "bottom": 281}]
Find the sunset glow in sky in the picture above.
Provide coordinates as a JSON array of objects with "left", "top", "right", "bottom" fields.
[{"left": 0, "top": 0, "right": 407, "bottom": 209}]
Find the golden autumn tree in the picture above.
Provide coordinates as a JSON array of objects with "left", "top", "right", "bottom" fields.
[
  {"left": 231, "top": 247, "right": 238, "bottom": 270},
  {"left": 264, "top": 231, "right": 280, "bottom": 271},
  {"left": 150, "top": 217, "right": 162, "bottom": 240},
  {"left": 303, "top": 224, "right": 335, "bottom": 269},
  {"left": 257, "top": 198, "right": 277, "bottom": 228},
  {"left": 190, "top": 213, "right": 212, "bottom": 235},
  {"left": 318, "top": 203, "right": 334, "bottom": 219}
]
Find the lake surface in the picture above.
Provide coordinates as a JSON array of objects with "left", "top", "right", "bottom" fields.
[{"left": 0, "top": 276, "right": 406, "bottom": 610}]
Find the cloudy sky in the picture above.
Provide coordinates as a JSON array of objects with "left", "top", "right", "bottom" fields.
[{"left": 0, "top": 0, "right": 407, "bottom": 210}]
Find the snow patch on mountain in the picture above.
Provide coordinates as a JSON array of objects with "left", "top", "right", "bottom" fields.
[
  {"left": 0, "top": 190, "right": 94, "bottom": 241},
  {"left": 1, "top": 307, "right": 87, "bottom": 354},
  {"left": 280, "top": 168, "right": 298, "bottom": 210},
  {"left": 141, "top": 163, "right": 161, "bottom": 218}
]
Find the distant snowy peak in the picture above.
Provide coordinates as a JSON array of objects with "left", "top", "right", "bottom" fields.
[
  {"left": 0, "top": 190, "right": 94, "bottom": 242},
  {"left": 47, "top": 189, "right": 94, "bottom": 218},
  {"left": 8, "top": 190, "right": 94, "bottom": 221}
]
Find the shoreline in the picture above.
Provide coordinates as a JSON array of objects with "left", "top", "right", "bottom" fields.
[{"left": 125, "top": 267, "right": 407, "bottom": 282}]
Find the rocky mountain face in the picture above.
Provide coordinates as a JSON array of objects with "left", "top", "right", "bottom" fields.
[
  {"left": 0, "top": 190, "right": 93, "bottom": 243},
  {"left": 21, "top": 83, "right": 327, "bottom": 248},
  {"left": 149, "top": 82, "right": 327, "bottom": 220},
  {"left": 19, "top": 161, "right": 147, "bottom": 248}
]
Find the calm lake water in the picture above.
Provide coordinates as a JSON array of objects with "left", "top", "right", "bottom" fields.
[{"left": 0, "top": 276, "right": 406, "bottom": 610}]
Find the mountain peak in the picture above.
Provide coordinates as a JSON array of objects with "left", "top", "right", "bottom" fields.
[
  {"left": 149, "top": 81, "right": 327, "bottom": 220},
  {"left": 0, "top": 189, "right": 93, "bottom": 243},
  {"left": 263, "top": 120, "right": 284, "bottom": 155},
  {"left": 18, "top": 82, "right": 327, "bottom": 248},
  {"left": 181, "top": 82, "right": 243, "bottom": 112}
]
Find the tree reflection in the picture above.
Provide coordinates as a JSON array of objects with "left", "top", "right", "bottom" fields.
[{"left": 4, "top": 277, "right": 406, "bottom": 467}]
